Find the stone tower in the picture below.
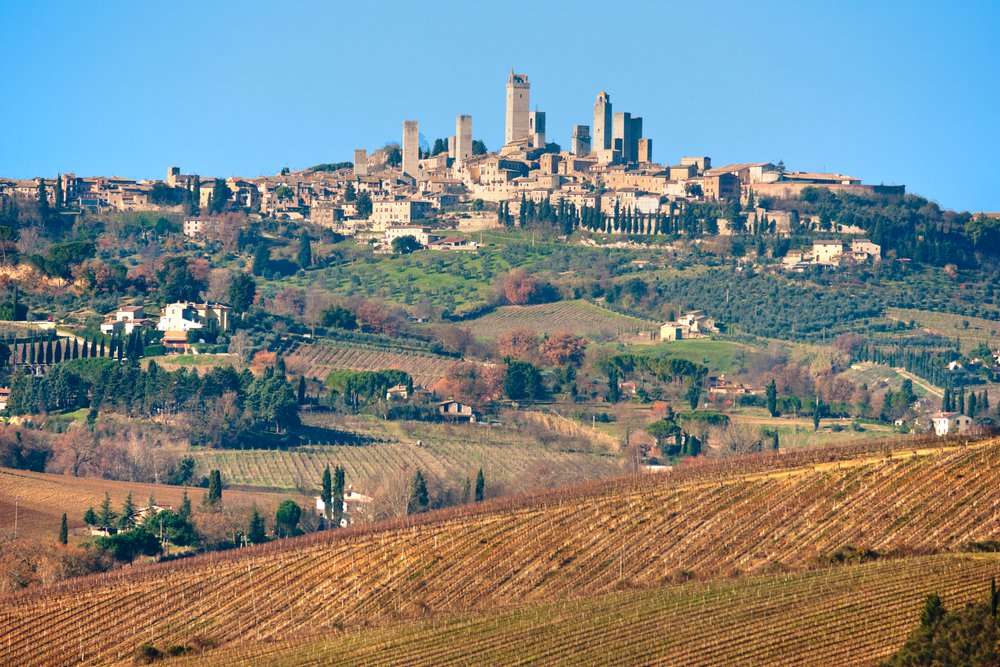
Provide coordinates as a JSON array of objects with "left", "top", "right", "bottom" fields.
[
  {"left": 571, "top": 125, "right": 591, "bottom": 156},
  {"left": 593, "top": 91, "right": 612, "bottom": 151},
  {"left": 353, "top": 149, "right": 368, "bottom": 177},
  {"left": 528, "top": 111, "right": 546, "bottom": 148},
  {"left": 402, "top": 120, "right": 419, "bottom": 178},
  {"left": 505, "top": 71, "right": 530, "bottom": 146},
  {"left": 455, "top": 114, "right": 473, "bottom": 163}
]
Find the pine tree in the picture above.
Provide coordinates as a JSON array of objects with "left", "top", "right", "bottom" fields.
[
  {"left": 474, "top": 468, "right": 485, "bottom": 502},
  {"left": 59, "top": 513, "right": 68, "bottom": 545},
  {"left": 118, "top": 492, "right": 136, "bottom": 530},
  {"left": 320, "top": 466, "right": 332, "bottom": 524},
  {"left": 97, "top": 492, "right": 116, "bottom": 530},
  {"left": 248, "top": 507, "right": 267, "bottom": 544},
  {"left": 407, "top": 470, "right": 429, "bottom": 515},
  {"left": 83, "top": 507, "right": 97, "bottom": 525}
]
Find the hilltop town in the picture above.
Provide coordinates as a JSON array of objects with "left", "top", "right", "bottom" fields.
[{"left": 17, "top": 0, "right": 1000, "bottom": 662}]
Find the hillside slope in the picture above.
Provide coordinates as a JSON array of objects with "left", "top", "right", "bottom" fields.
[
  {"left": 3, "top": 438, "right": 1000, "bottom": 665},
  {"left": 0, "top": 468, "right": 307, "bottom": 542},
  {"left": 182, "top": 554, "right": 1000, "bottom": 666}
]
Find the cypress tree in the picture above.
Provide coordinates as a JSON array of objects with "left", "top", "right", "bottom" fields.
[
  {"left": 298, "top": 375, "right": 306, "bottom": 404},
  {"left": 968, "top": 392, "right": 978, "bottom": 418},
  {"left": 474, "top": 468, "right": 485, "bottom": 502},
  {"left": 320, "top": 466, "right": 332, "bottom": 524},
  {"left": 766, "top": 379, "right": 778, "bottom": 417},
  {"left": 332, "top": 466, "right": 345, "bottom": 527},
  {"left": 71, "top": 338, "right": 79, "bottom": 359},
  {"left": 206, "top": 470, "right": 222, "bottom": 504},
  {"left": 958, "top": 388, "right": 965, "bottom": 415},
  {"left": 179, "top": 491, "right": 192, "bottom": 520},
  {"left": 59, "top": 513, "right": 68, "bottom": 545},
  {"left": 53, "top": 339, "right": 63, "bottom": 364},
  {"left": 772, "top": 431, "right": 780, "bottom": 452},
  {"left": 942, "top": 387, "right": 952, "bottom": 412}
]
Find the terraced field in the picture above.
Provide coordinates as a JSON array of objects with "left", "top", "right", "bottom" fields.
[
  {"left": 284, "top": 340, "right": 460, "bottom": 387},
  {"left": 4, "top": 437, "right": 1000, "bottom": 665},
  {"left": 194, "top": 414, "right": 621, "bottom": 493},
  {"left": 191, "top": 439, "right": 620, "bottom": 494},
  {"left": 184, "top": 553, "right": 1000, "bottom": 666},
  {"left": 465, "top": 299, "right": 657, "bottom": 340}
]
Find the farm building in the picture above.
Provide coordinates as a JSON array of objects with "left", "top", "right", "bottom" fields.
[
  {"left": 315, "top": 488, "right": 374, "bottom": 527},
  {"left": 931, "top": 411, "right": 973, "bottom": 436},
  {"left": 437, "top": 400, "right": 478, "bottom": 423}
]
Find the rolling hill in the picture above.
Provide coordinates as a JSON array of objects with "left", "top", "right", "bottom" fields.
[{"left": 3, "top": 437, "right": 999, "bottom": 665}]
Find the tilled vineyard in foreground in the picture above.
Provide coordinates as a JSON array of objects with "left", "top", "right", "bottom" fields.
[{"left": 3, "top": 438, "right": 1000, "bottom": 665}]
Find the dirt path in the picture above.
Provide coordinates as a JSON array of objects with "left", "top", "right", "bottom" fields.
[{"left": 894, "top": 367, "right": 944, "bottom": 398}]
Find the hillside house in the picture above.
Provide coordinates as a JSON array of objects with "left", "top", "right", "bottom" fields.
[
  {"left": 812, "top": 240, "right": 845, "bottom": 265},
  {"left": 385, "top": 383, "right": 410, "bottom": 400},
  {"left": 384, "top": 226, "right": 435, "bottom": 247},
  {"left": 660, "top": 311, "right": 718, "bottom": 341},
  {"left": 158, "top": 302, "right": 232, "bottom": 333},
  {"left": 437, "top": 399, "right": 478, "bottom": 422},
  {"left": 931, "top": 411, "right": 973, "bottom": 436},
  {"left": 428, "top": 236, "right": 478, "bottom": 252},
  {"left": 850, "top": 239, "right": 881, "bottom": 261},
  {"left": 314, "top": 487, "right": 374, "bottom": 527},
  {"left": 101, "top": 305, "right": 152, "bottom": 335}
]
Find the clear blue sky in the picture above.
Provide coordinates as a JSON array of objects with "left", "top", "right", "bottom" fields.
[{"left": 2, "top": 1, "right": 998, "bottom": 211}]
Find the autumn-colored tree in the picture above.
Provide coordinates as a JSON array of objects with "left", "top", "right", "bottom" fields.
[
  {"left": 540, "top": 333, "right": 587, "bottom": 366},
  {"left": 435, "top": 362, "right": 504, "bottom": 405},
  {"left": 500, "top": 270, "right": 557, "bottom": 306},
  {"left": 497, "top": 329, "right": 540, "bottom": 362}
]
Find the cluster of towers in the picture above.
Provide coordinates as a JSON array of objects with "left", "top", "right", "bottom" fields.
[
  {"left": 504, "top": 72, "right": 650, "bottom": 164},
  {"left": 362, "top": 70, "right": 652, "bottom": 179}
]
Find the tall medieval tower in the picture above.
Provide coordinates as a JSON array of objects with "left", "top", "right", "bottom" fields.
[{"left": 505, "top": 71, "right": 530, "bottom": 146}]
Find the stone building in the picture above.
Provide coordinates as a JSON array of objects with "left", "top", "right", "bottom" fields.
[
  {"left": 353, "top": 149, "right": 368, "bottom": 177},
  {"left": 593, "top": 91, "right": 612, "bottom": 152},
  {"left": 505, "top": 71, "right": 530, "bottom": 145},
  {"left": 528, "top": 110, "right": 545, "bottom": 148},
  {"left": 571, "top": 124, "right": 591, "bottom": 156},
  {"left": 402, "top": 120, "right": 419, "bottom": 178},
  {"left": 455, "top": 114, "right": 473, "bottom": 163}
]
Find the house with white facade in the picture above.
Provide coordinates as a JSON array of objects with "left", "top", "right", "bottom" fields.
[{"left": 931, "top": 411, "right": 973, "bottom": 436}]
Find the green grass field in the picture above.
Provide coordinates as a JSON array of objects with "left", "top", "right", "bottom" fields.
[
  {"left": 628, "top": 337, "right": 758, "bottom": 374},
  {"left": 888, "top": 307, "right": 1000, "bottom": 353}
]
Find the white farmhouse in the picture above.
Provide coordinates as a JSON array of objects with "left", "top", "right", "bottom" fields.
[{"left": 931, "top": 411, "right": 973, "bottom": 436}]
